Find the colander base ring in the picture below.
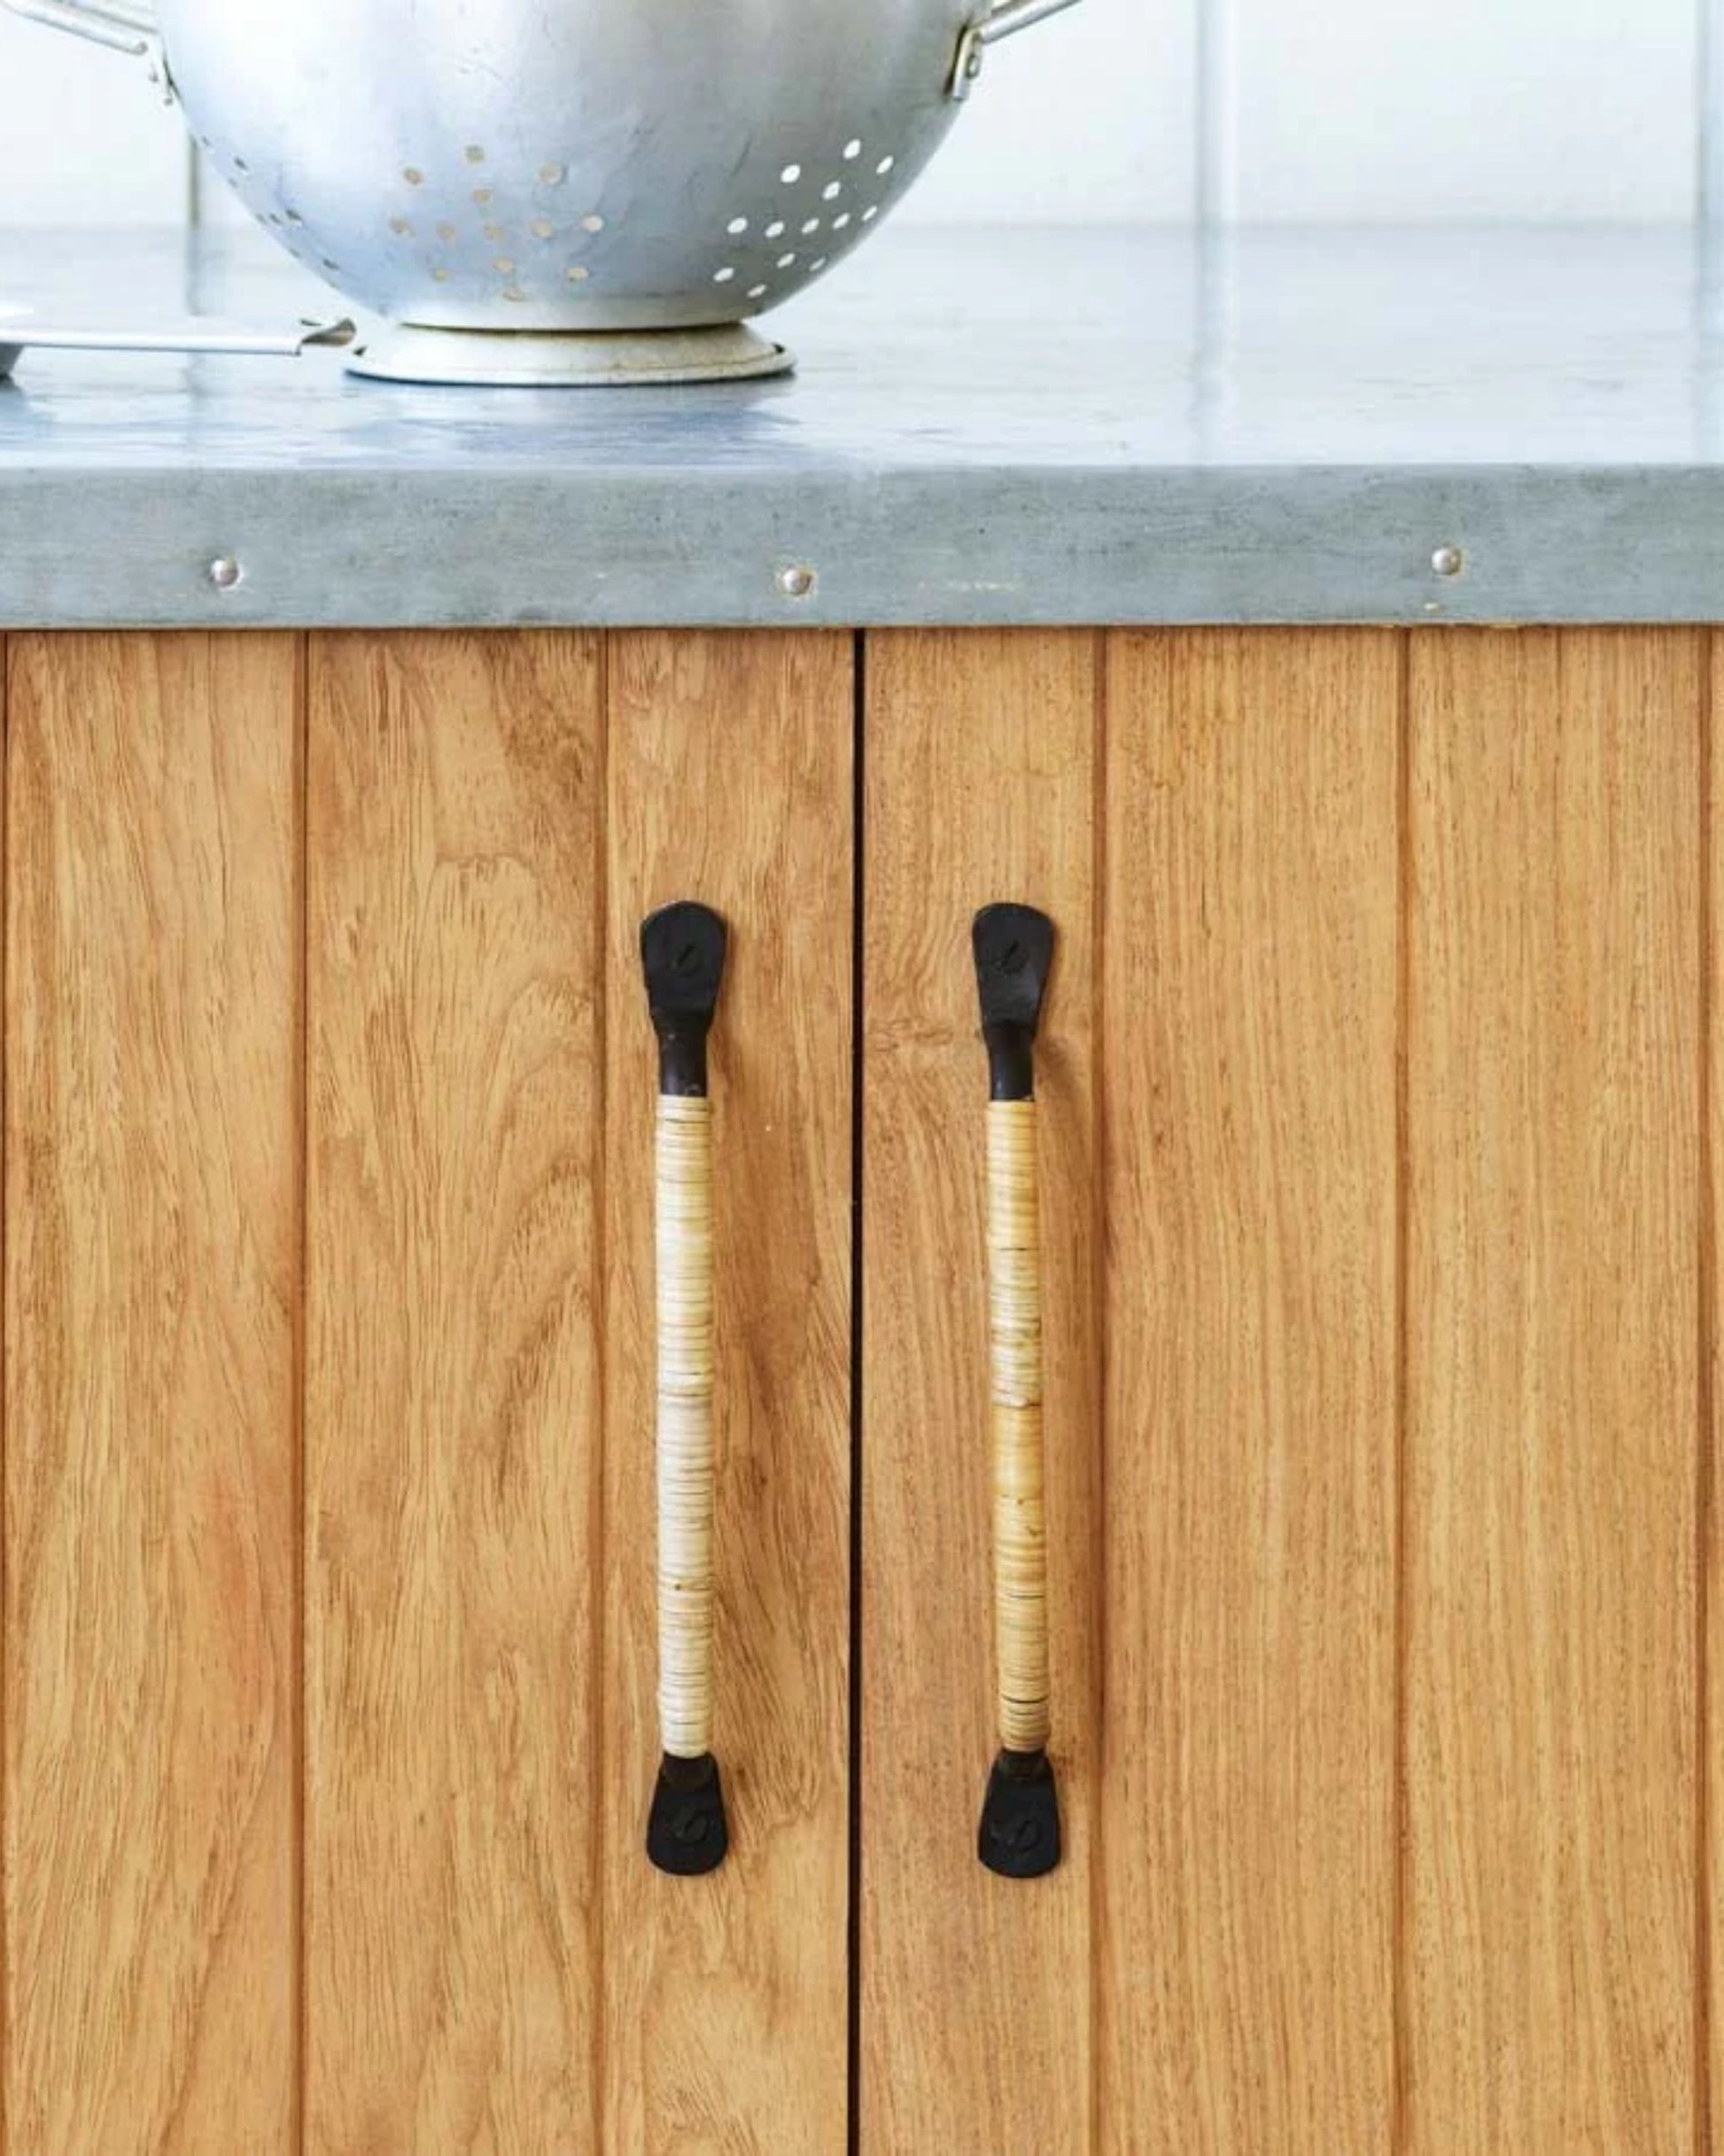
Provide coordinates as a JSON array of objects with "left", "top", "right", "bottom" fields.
[{"left": 347, "top": 322, "right": 795, "bottom": 388}]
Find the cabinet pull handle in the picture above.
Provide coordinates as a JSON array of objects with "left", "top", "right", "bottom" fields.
[
  {"left": 641, "top": 902, "right": 731, "bottom": 1876},
  {"left": 974, "top": 905, "right": 1062, "bottom": 1879}
]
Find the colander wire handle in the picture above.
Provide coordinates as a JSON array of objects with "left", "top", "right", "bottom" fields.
[
  {"left": 642, "top": 902, "right": 731, "bottom": 1879},
  {"left": 2, "top": 0, "right": 153, "bottom": 55},
  {"left": 976, "top": 0, "right": 1083, "bottom": 43},
  {"left": 974, "top": 904, "right": 1062, "bottom": 1881},
  {"left": 951, "top": 0, "right": 1083, "bottom": 96}
]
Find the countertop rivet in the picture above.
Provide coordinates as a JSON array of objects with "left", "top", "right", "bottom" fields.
[
  {"left": 776, "top": 563, "right": 817, "bottom": 599},
  {"left": 207, "top": 556, "right": 245, "bottom": 591},
  {"left": 1431, "top": 544, "right": 1466, "bottom": 579}
]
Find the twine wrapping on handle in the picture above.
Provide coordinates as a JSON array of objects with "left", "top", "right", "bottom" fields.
[
  {"left": 656, "top": 1093, "right": 717, "bottom": 1761},
  {"left": 987, "top": 1095, "right": 1051, "bottom": 1756}
]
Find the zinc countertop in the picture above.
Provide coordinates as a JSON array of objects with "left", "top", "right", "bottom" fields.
[{"left": 2, "top": 222, "right": 1723, "bottom": 627}]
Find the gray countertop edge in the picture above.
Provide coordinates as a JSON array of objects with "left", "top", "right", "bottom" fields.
[{"left": 4, "top": 463, "right": 1721, "bottom": 629}]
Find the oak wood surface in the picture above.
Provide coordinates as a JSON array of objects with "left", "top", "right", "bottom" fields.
[
  {"left": 1404, "top": 628, "right": 1701, "bottom": 2153},
  {"left": 1712, "top": 633, "right": 1723, "bottom": 2156},
  {"left": 305, "top": 633, "right": 605, "bottom": 2152},
  {"left": 4, "top": 632, "right": 300, "bottom": 2151},
  {"left": 861, "top": 627, "right": 1100, "bottom": 2156},
  {"left": 0, "top": 622, "right": 1716, "bottom": 2155},
  {"left": 1099, "top": 630, "right": 1400, "bottom": 2154},
  {"left": 600, "top": 630, "right": 853, "bottom": 2154}
]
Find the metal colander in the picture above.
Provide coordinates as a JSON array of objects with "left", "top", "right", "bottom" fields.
[{"left": 5, "top": 0, "right": 1083, "bottom": 383}]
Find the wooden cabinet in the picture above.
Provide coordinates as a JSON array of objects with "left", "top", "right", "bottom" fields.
[{"left": 0, "top": 627, "right": 1713, "bottom": 2152}]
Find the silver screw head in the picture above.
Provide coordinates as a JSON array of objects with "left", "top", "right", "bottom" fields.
[
  {"left": 207, "top": 556, "right": 244, "bottom": 591},
  {"left": 1431, "top": 544, "right": 1466, "bottom": 579},
  {"left": 776, "top": 563, "right": 817, "bottom": 600}
]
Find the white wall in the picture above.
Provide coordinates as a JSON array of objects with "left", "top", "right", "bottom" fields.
[
  {"left": 0, "top": 12, "right": 186, "bottom": 222},
  {"left": 0, "top": 0, "right": 1708, "bottom": 228}
]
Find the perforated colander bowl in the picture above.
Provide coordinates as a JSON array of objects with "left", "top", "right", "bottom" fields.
[{"left": 5, "top": 0, "right": 1083, "bottom": 382}]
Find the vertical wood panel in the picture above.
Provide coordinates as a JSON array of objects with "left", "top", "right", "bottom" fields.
[
  {"left": 1405, "top": 627, "right": 1699, "bottom": 2154},
  {"left": 4, "top": 632, "right": 299, "bottom": 2150},
  {"left": 1704, "top": 631, "right": 1721, "bottom": 2156},
  {"left": 1097, "top": 630, "right": 1399, "bottom": 2153},
  {"left": 305, "top": 633, "right": 603, "bottom": 2151},
  {"left": 600, "top": 631, "right": 852, "bottom": 2152},
  {"left": 861, "top": 628, "right": 1099, "bottom": 2155}
]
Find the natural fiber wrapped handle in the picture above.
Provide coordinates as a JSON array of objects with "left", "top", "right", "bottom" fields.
[
  {"left": 988, "top": 1096, "right": 1051, "bottom": 1755},
  {"left": 974, "top": 905, "right": 1062, "bottom": 1878},
  {"left": 656, "top": 1094, "right": 717, "bottom": 1759},
  {"left": 641, "top": 902, "right": 730, "bottom": 1876}
]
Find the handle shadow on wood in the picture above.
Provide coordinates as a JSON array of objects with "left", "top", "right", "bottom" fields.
[
  {"left": 974, "top": 903, "right": 1061, "bottom": 1879},
  {"left": 642, "top": 901, "right": 731, "bottom": 1876}
]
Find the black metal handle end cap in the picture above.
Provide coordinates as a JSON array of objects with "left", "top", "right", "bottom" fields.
[
  {"left": 647, "top": 1752, "right": 730, "bottom": 1877},
  {"left": 642, "top": 902, "right": 728, "bottom": 1097},
  {"left": 977, "top": 1748, "right": 1061, "bottom": 1880},
  {"left": 972, "top": 904, "right": 1054, "bottom": 1035},
  {"left": 641, "top": 902, "right": 728, "bottom": 1027},
  {"left": 975, "top": 904, "right": 1054, "bottom": 1100}
]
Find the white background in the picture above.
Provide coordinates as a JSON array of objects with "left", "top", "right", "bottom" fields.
[{"left": 0, "top": 0, "right": 1706, "bottom": 228}]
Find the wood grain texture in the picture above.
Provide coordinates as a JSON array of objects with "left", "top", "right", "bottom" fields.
[
  {"left": 861, "top": 629, "right": 1099, "bottom": 2155},
  {"left": 602, "top": 631, "right": 852, "bottom": 2153},
  {"left": 1405, "top": 628, "right": 1700, "bottom": 2154},
  {"left": 1712, "top": 633, "right": 1724, "bottom": 2156},
  {"left": 5, "top": 633, "right": 299, "bottom": 2150},
  {"left": 1097, "top": 631, "right": 1399, "bottom": 2154},
  {"left": 305, "top": 633, "right": 604, "bottom": 2152}
]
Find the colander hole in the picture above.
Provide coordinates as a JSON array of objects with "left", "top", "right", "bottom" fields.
[
  {"left": 540, "top": 162, "right": 565, "bottom": 185},
  {"left": 233, "top": 155, "right": 249, "bottom": 175},
  {"left": 285, "top": 208, "right": 305, "bottom": 225},
  {"left": 748, "top": 284, "right": 768, "bottom": 298},
  {"left": 843, "top": 139, "right": 862, "bottom": 159},
  {"left": 876, "top": 156, "right": 896, "bottom": 175},
  {"left": 812, "top": 257, "right": 828, "bottom": 272},
  {"left": 862, "top": 205, "right": 880, "bottom": 221},
  {"left": 494, "top": 256, "right": 516, "bottom": 274},
  {"left": 403, "top": 167, "right": 424, "bottom": 186},
  {"left": 567, "top": 265, "right": 590, "bottom": 283},
  {"left": 474, "top": 188, "right": 494, "bottom": 206},
  {"left": 502, "top": 286, "right": 529, "bottom": 301},
  {"left": 727, "top": 216, "right": 749, "bottom": 235},
  {"left": 432, "top": 268, "right": 450, "bottom": 282},
  {"left": 801, "top": 217, "right": 821, "bottom": 235},
  {"left": 532, "top": 218, "right": 555, "bottom": 239},
  {"left": 321, "top": 257, "right": 341, "bottom": 271},
  {"left": 465, "top": 144, "right": 486, "bottom": 163},
  {"left": 389, "top": 217, "right": 412, "bottom": 237},
  {"left": 581, "top": 213, "right": 605, "bottom": 232},
  {"left": 777, "top": 253, "right": 796, "bottom": 269},
  {"left": 822, "top": 181, "right": 842, "bottom": 200},
  {"left": 484, "top": 222, "right": 507, "bottom": 241},
  {"left": 765, "top": 220, "right": 786, "bottom": 238},
  {"left": 833, "top": 212, "right": 851, "bottom": 230},
  {"left": 437, "top": 222, "right": 459, "bottom": 242},
  {"left": 717, "top": 267, "right": 739, "bottom": 283},
  {"left": 780, "top": 163, "right": 802, "bottom": 183}
]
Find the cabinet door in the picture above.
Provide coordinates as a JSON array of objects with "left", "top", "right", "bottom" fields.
[
  {"left": 860, "top": 627, "right": 1710, "bottom": 2155},
  {"left": 2, "top": 628, "right": 853, "bottom": 2155}
]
